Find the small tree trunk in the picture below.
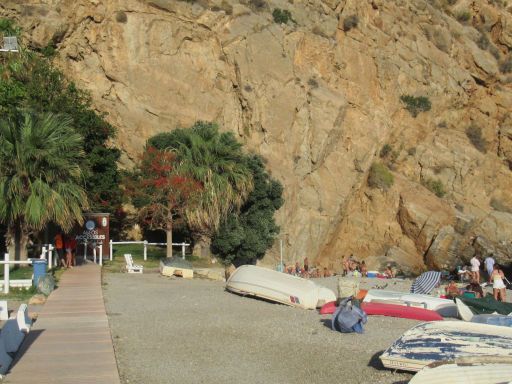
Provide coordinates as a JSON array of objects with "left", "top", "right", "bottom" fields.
[
  {"left": 192, "top": 236, "right": 211, "bottom": 259},
  {"left": 166, "top": 213, "right": 173, "bottom": 259},
  {"left": 7, "top": 223, "right": 29, "bottom": 263}
]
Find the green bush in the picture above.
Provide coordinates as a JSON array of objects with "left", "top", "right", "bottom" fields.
[
  {"left": 272, "top": 8, "right": 292, "bottom": 24},
  {"left": 368, "top": 163, "right": 394, "bottom": 190},
  {"left": 422, "top": 178, "right": 446, "bottom": 198},
  {"left": 490, "top": 198, "right": 512, "bottom": 214},
  {"left": 407, "top": 147, "right": 417, "bottom": 156},
  {"left": 380, "top": 144, "right": 392, "bottom": 158},
  {"left": 249, "top": 0, "right": 267, "bottom": 11},
  {"left": 456, "top": 10, "right": 471, "bottom": 22},
  {"left": 343, "top": 15, "right": 359, "bottom": 31},
  {"left": 400, "top": 95, "right": 432, "bottom": 117},
  {"left": 500, "top": 56, "right": 512, "bottom": 73},
  {"left": 465, "top": 125, "right": 487, "bottom": 153},
  {"left": 115, "top": 11, "right": 128, "bottom": 23},
  {"left": 476, "top": 33, "right": 490, "bottom": 50}
]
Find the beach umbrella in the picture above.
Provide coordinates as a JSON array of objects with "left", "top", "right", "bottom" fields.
[{"left": 410, "top": 271, "right": 441, "bottom": 295}]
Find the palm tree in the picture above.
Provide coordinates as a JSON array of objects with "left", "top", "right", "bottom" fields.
[
  {"left": 0, "top": 112, "right": 89, "bottom": 261},
  {"left": 148, "top": 122, "right": 253, "bottom": 256}
]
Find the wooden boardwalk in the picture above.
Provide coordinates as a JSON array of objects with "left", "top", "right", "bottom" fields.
[{"left": 6, "top": 264, "right": 120, "bottom": 384}]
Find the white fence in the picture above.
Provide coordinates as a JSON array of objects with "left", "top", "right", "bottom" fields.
[
  {"left": 109, "top": 240, "right": 190, "bottom": 261},
  {"left": 1, "top": 254, "right": 33, "bottom": 294}
]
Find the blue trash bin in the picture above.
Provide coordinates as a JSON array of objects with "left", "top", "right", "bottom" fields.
[{"left": 32, "top": 259, "right": 47, "bottom": 287}]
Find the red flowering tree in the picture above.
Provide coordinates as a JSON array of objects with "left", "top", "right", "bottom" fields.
[{"left": 129, "top": 147, "right": 202, "bottom": 258}]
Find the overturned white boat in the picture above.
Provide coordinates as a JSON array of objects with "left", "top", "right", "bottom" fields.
[
  {"left": 226, "top": 265, "right": 336, "bottom": 310},
  {"left": 364, "top": 289, "right": 457, "bottom": 317},
  {"left": 380, "top": 321, "right": 512, "bottom": 372}
]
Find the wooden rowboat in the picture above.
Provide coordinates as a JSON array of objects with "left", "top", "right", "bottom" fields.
[
  {"left": 226, "top": 265, "right": 336, "bottom": 310},
  {"left": 380, "top": 321, "right": 512, "bottom": 372}
]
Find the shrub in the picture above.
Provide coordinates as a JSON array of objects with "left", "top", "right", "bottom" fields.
[
  {"left": 307, "top": 77, "right": 319, "bottom": 88},
  {"left": 476, "top": 33, "right": 490, "bottom": 50},
  {"left": 249, "top": 0, "right": 267, "bottom": 11},
  {"left": 272, "top": 8, "right": 292, "bottom": 24},
  {"left": 380, "top": 144, "right": 392, "bottom": 158},
  {"left": 490, "top": 198, "right": 512, "bottom": 214},
  {"left": 500, "top": 55, "right": 512, "bottom": 73},
  {"left": 400, "top": 95, "right": 432, "bottom": 117},
  {"left": 465, "top": 125, "right": 487, "bottom": 153},
  {"left": 115, "top": 11, "right": 128, "bottom": 23},
  {"left": 456, "top": 10, "right": 471, "bottom": 23},
  {"left": 343, "top": 15, "right": 359, "bottom": 31},
  {"left": 422, "top": 178, "right": 446, "bottom": 198},
  {"left": 368, "top": 163, "right": 394, "bottom": 190},
  {"left": 407, "top": 147, "right": 417, "bottom": 156}
]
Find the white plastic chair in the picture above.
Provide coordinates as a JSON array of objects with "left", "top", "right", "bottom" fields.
[
  {"left": 0, "top": 301, "right": 8, "bottom": 321},
  {"left": 124, "top": 254, "right": 143, "bottom": 274},
  {"left": 17, "top": 303, "right": 31, "bottom": 333}
]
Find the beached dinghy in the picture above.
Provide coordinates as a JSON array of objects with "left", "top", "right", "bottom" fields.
[
  {"left": 409, "top": 356, "right": 512, "bottom": 384},
  {"left": 380, "top": 321, "right": 512, "bottom": 372},
  {"left": 226, "top": 265, "right": 336, "bottom": 310},
  {"left": 363, "top": 289, "right": 457, "bottom": 317},
  {"left": 456, "top": 298, "right": 512, "bottom": 326}
]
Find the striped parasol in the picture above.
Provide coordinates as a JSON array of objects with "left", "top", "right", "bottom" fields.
[{"left": 410, "top": 271, "right": 441, "bottom": 295}]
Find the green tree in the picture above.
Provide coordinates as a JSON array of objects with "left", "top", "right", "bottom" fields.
[
  {"left": 211, "top": 155, "right": 283, "bottom": 266},
  {"left": 128, "top": 147, "right": 202, "bottom": 258},
  {"left": 0, "top": 112, "right": 89, "bottom": 261},
  {"left": 0, "top": 40, "right": 123, "bottom": 236},
  {"left": 148, "top": 122, "right": 253, "bottom": 256}
]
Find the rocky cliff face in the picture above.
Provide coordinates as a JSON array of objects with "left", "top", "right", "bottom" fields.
[{"left": 2, "top": 0, "right": 512, "bottom": 273}]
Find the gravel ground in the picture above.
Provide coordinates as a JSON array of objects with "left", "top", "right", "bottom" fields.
[{"left": 104, "top": 273, "right": 418, "bottom": 384}]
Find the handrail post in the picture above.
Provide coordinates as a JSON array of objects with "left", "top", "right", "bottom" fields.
[
  {"left": 41, "top": 246, "right": 46, "bottom": 260},
  {"left": 143, "top": 240, "right": 147, "bottom": 261},
  {"left": 109, "top": 240, "right": 113, "bottom": 262},
  {"left": 48, "top": 245, "right": 53, "bottom": 270},
  {"left": 182, "top": 243, "right": 186, "bottom": 259},
  {"left": 4, "top": 253, "right": 9, "bottom": 294},
  {"left": 99, "top": 244, "right": 103, "bottom": 266},
  {"left": 83, "top": 240, "right": 88, "bottom": 262}
]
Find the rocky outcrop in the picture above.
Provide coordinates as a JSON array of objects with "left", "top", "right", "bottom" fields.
[{"left": 2, "top": 0, "right": 512, "bottom": 273}]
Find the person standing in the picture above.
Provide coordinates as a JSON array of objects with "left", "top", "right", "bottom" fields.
[
  {"left": 54, "top": 233, "right": 65, "bottom": 268},
  {"left": 491, "top": 264, "right": 507, "bottom": 302},
  {"left": 470, "top": 255, "right": 480, "bottom": 283},
  {"left": 64, "top": 235, "right": 73, "bottom": 268},
  {"left": 484, "top": 254, "right": 495, "bottom": 283}
]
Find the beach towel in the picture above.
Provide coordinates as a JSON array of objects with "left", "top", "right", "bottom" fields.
[{"left": 410, "top": 271, "right": 441, "bottom": 295}]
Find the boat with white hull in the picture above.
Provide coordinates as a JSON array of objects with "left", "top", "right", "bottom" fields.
[
  {"left": 226, "top": 265, "right": 336, "bottom": 310},
  {"left": 380, "top": 321, "right": 512, "bottom": 372}
]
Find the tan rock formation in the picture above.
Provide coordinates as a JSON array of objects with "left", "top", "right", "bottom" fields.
[{"left": 2, "top": 0, "right": 512, "bottom": 273}]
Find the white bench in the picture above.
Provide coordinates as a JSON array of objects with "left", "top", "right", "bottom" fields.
[{"left": 124, "top": 254, "right": 143, "bottom": 274}]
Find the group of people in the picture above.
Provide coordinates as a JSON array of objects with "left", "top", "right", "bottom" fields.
[
  {"left": 54, "top": 233, "right": 77, "bottom": 269},
  {"left": 282, "top": 258, "right": 332, "bottom": 278},
  {"left": 453, "top": 254, "right": 508, "bottom": 302}
]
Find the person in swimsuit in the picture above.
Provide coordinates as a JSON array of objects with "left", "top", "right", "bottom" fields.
[{"left": 491, "top": 264, "right": 506, "bottom": 302}]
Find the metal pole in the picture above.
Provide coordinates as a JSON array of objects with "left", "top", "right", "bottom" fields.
[
  {"left": 109, "top": 240, "right": 113, "bottom": 262},
  {"left": 4, "top": 253, "right": 9, "bottom": 294},
  {"left": 93, "top": 245, "right": 97, "bottom": 264},
  {"left": 41, "top": 246, "right": 46, "bottom": 260},
  {"left": 280, "top": 239, "right": 283, "bottom": 271},
  {"left": 99, "top": 244, "right": 103, "bottom": 266},
  {"left": 143, "top": 240, "right": 147, "bottom": 261},
  {"left": 182, "top": 243, "right": 185, "bottom": 259},
  {"left": 48, "top": 245, "right": 53, "bottom": 270},
  {"left": 84, "top": 241, "right": 88, "bottom": 262}
]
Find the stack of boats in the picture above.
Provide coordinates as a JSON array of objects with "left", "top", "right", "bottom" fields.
[{"left": 225, "top": 265, "right": 512, "bottom": 383}]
